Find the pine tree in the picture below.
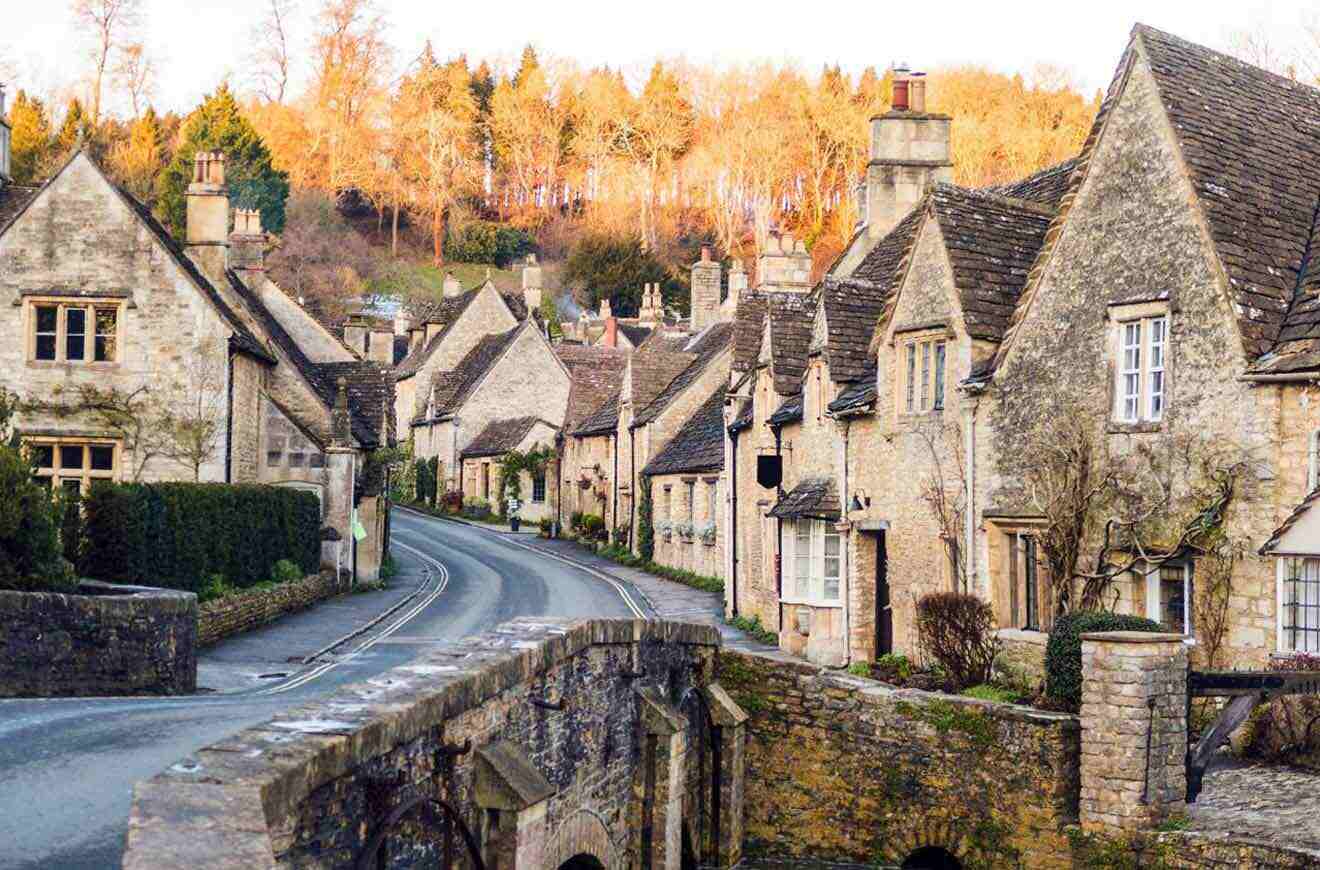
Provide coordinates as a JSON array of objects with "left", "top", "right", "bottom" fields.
[
  {"left": 156, "top": 83, "right": 290, "bottom": 237},
  {"left": 53, "top": 98, "right": 91, "bottom": 156},
  {"left": 512, "top": 44, "right": 539, "bottom": 88},
  {"left": 7, "top": 91, "right": 53, "bottom": 184},
  {"left": 109, "top": 107, "right": 166, "bottom": 203}
]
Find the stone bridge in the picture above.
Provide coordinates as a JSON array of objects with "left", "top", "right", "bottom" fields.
[{"left": 123, "top": 619, "right": 746, "bottom": 870}]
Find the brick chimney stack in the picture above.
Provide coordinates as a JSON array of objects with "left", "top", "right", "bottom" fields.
[
  {"left": 865, "top": 65, "right": 951, "bottom": 241},
  {"left": 228, "top": 208, "right": 266, "bottom": 274},
  {"left": 690, "top": 246, "right": 722, "bottom": 331},
  {"left": 185, "top": 150, "right": 230, "bottom": 281},
  {"left": 604, "top": 315, "right": 618, "bottom": 348}
]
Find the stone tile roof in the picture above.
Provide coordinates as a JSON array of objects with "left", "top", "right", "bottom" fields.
[
  {"left": 766, "top": 294, "right": 814, "bottom": 396},
  {"left": 461, "top": 416, "right": 555, "bottom": 459},
  {"left": 1135, "top": 24, "right": 1320, "bottom": 361},
  {"left": 727, "top": 398, "right": 753, "bottom": 434},
  {"left": 557, "top": 344, "right": 630, "bottom": 430},
  {"left": 501, "top": 292, "right": 529, "bottom": 321},
  {"left": 768, "top": 476, "right": 840, "bottom": 520},
  {"left": 426, "top": 326, "right": 521, "bottom": 421},
  {"left": 930, "top": 184, "right": 1057, "bottom": 343},
  {"left": 634, "top": 322, "right": 734, "bottom": 426},
  {"left": 619, "top": 323, "right": 653, "bottom": 347},
  {"left": 732, "top": 291, "right": 768, "bottom": 373},
  {"left": 0, "top": 183, "right": 40, "bottom": 235},
  {"left": 1260, "top": 487, "right": 1320, "bottom": 555},
  {"left": 573, "top": 393, "right": 620, "bottom": 437},
  {"left": 642, "top": 387, "right": 726, "bottom": 476},
  {"left": 227, "top": 271, "right": 391, "bottom": 446},
  {"left": 827, "top": 364, "right": 878, "bottom": 415},
  {"left": 768, "top": 392, "right": 803, "bottom": 427},
  {"left": 988, "top": 158, "right": 1079, "bottom": 208},
  {"left": 396, "top": 290, "right": 482, "bottom": 378}
]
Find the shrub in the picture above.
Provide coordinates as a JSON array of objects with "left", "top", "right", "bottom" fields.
[
  {"left": 538, "top": 517, "right": 554, "bottom": 537},
  {"left": 199, "top": 573, "right": 233, "bottom": 604},
  {"left": 0, "top": 442, "right": 74, "bottom": 593},
  {"left": 81, "top": 482, "right": 319, "bottom": 593},
  {"left": 440, "top": 491, "right": 462, "bottom": 514},
  {"left": 1044, "top": 610, "right": 1164, "bottom": 711},
  {"left": 963, "top": 684, "right": 1024, "bottom": 705},
  {"left": 579, "top": 514, "right": 606, "bottom": 542},
  {"left": 875, "top": 653, "right": 913, "bottom": 682},
  {"left": 915, "top": 592, "right": 1000, "bottom": 691},
  {"left": 636, "top": 483, "right": 654, "bottom": 561},
  {"left": 443, "top": 221, "right": 535, "bottom": 267},
  {"left": 58, "top": 487, "right": 82, "bottom": 567},
  {"left": 461, "top": 497, "right": 493, "bottom": 521},
  {"left": 271, "top": 559, "right": 303, "bottom": 584},
  {"left": 728, "top": 614, "right": 777, "bottom": 645},
  {"left": 1239, "top": 652, "right": 1320, "bottom": 769}
]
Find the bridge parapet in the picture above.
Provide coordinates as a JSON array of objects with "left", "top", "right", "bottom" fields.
[{"left": 122, "top": 618, "right": 744, "bottom": 870}]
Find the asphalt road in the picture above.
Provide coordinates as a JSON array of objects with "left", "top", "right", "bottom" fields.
[{"left": 0, "top": 509, "right": 641, "bottom": 870}]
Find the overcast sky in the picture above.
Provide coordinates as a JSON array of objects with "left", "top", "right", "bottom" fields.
[{"left": 3, "top": 0, "right": 1315, "bottom": 115}]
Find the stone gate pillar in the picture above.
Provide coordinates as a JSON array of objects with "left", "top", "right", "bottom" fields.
[
  {"left": 473, "top": 741, "right": 554, "bottom": 870},
  {"left": 703, "top": 684, "right": 747, "bottom": 869},
  {"left": 636, "top": 687, "right": 687, "bottom": 870},
  {"left": 1079, "top": 631, "right": 1188, "bottom": 835}
]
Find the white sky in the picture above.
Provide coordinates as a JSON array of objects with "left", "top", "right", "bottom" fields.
[{"left": 2, "top": 0, "right": 1315, "bottom": 116}]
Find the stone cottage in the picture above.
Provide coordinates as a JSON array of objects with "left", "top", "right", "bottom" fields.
[
  {"left": 0, "top": 145, "right": 394, "bottom": 581},
  {"left": 458, "top": 416, "right": 559, "bottom": 522},
  {"left": 556, "top": 343, "right": 630, "bottom": 530}
]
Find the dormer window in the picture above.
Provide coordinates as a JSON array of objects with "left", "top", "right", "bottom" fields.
[
  {"left": 1113, "top": 308, "right": 1168, "bottom": 424},
  {"left": 899, "top": 334, "right": 946, "bottom": 415}
]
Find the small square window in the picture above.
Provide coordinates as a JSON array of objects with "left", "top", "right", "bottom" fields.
[
  {"left": 89, "top": 446, "right": 114, "bottom": 471},
  {"left": 60, "top": 445, "right": 85, "bottom": 469},
  {"left": 30, "top": 444, "right": 54, "bottom": 469},
  {"left": 288, "top": 452, "right": 306, "bottom": 468},
  {"left": 266, "top": 451, "right": 283, "bottom": 467}
]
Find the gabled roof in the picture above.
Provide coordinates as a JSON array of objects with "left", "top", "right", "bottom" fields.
[
  {"left": 929, "top": 184, "right": 1057, "bottom": 344},
  {"left": 988, "top": 158, "right": 1079, "bottom": 208},
  {"left": 764, "top": 294, "right": 814, "bottom": 395},
  {"left": 573, "top": 393, "right": 621, "bottom": 438},
  {"left": 727, "top": 397, "right": 753, "bottom": 434},
  {"left": 556, "top": 344, "right": 629, "bottom": 430},
  {"left": 426, "top": 326, "right": 522, "bottom": 420},
  {"left": 619, "top": 323, "right": 653, "bottom": 347},
  {"left": 1261, "top": 487, "right": 1320, "bottom": 555},
  {"left": 768, "top": 476, "right": 840, "bottom": 520},
  {"left": 642, "top": 387, "right": 725, "bottom": 477},
  {"left": 461, "top": 416, "right": 556, "bottom": 459},
  {"left": 396, "top": 289, "right": 483, "bottom": 378},
  {"left": 634, "top": 322, "right": 734, "bottom": 426},
  {"left": 768, "top": 392, "right": 803, "bottom": 427},
  {"left": 732, "top": 291, "right": 768, "bottom": 373},
  {"left": 626, "top": 341, "right": 698, "bottom": 423}
]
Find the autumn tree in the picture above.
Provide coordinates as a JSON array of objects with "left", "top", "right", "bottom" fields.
[
  {"left": 54, "top": 98, "right": 92, "bottom": 156},
  {"left": 489, "top": 45, "right": 568, "bottom": 215},
  {"left": 107, "top": 107, "right": 166, "bottom": 204},
  {"left": 6, "top": 91, "right": 54, "bottom": 184},
  {"left": 157, "top": 84, "right": 290, "bottom": 236},
  {"left": 623, "top": 61, "right": 693, "bottom": 248},
  {"left": 72, "top": 0, "right": 143, "bottom": 124},
  {"left": 113, "top": 42, "right": 155, "bottom": 118}
]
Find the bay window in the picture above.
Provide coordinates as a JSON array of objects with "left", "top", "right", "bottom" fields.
[{"left": 785, "top": 519, "right": 841, "bottom": 604}]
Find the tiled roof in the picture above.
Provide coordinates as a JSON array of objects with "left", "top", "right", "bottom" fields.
[
  {"left": 619, "top": 323, "right": 653, "bottom": 347},
  {"left": 767, "top": 393, "right": 803, "bottom": 427},
  {"left": 732, "top": 291, "right": 768, "bottom": 373},
  {"left": 227, "top": 271, "right": 391, "bottom": 446},
  {"left": 988, "top": 158, "right": 1079, "bottom": 208},
  {"left": 768, "top": 476, "right": 840, "bottom": 520},
  {"left": 766, "top": 294, "right": 814, "bottom": 396},
  {"left": 573, "top": 393, "right": 620, "bottom": 437},
  {"left": 428, "top": 326, "right": 521, "bottom": 419},
  {"left": 461, "top": 416, "right": 554, "bottom": 459},
  {"left": 634, "top": 322, "right": 734, "bottom": 426},
  {"left": 0, "top": 183, "right": 40, "bottom": 235},
  {"left": 727, "top": 398, "right": 753, "bottom": 434},
  {"left": 396, "top": 290, "right": 482, "bottom": 378},
  {"left": 1260, "top": 486, "right": 1320, "bottom": 555},
  {"left": 642, "top": 387, "right": 726, "bottom": 476},
  {"left": 1135, "top": 24, "right": 1320, "bottom": 361},
  {"left": 930, "top": 184, "right": 1056, "bottom": 343},
  {"left": 827, "top": 364, "right": 878, "bottom": 415},
  {"left": 501, "top": 292, "right": 529, "bottom": 321},
  {"left": 557, "top": 344, "right": 629, "bottom": 430}
]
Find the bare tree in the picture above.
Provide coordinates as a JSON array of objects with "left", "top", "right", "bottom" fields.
[
  {"left": 25, "top": 383, "right": 169, "bottom": 482},
  {"left": 113, "top": 42, "right": 154, "bottom": 118},
  {"left": 160, "top": 341, "right": 227, "bottom": 481},
  {"left": 916, "top": 418, "right": 968, "bottom": 594},
  {"left": 72, "top": 0, "right": 142, "bottom": 124},
  {"left": 250, "top": 0, "right": 296, "bottom": 103}
]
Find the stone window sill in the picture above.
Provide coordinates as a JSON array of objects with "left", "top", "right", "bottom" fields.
[
  {"left": 1106, "top": 420, "right": 1164, "bottom": 435},
  {"left": 26, "top": 360, "right": 121, "bottom": 371}
]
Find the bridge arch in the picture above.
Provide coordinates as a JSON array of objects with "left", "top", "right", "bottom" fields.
[
  {"left": 545, "top": 808, "right": 617, "bottom": 870},
  {"left": 902, "top": 846, "right": 962, "bottom": 870}
]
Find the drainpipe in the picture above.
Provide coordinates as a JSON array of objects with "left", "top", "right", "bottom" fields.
[
  {"left": 963, "top": 395, "right": 979, "bottom": 597},
  {"left": 224, "top": 348, "right": 235, "bottom": 483},
  {"left": 774, "top": 425, "right": 784, "bottom": 635},
  {"left": 612, "top": 431, "right": 619, "bottom": 541},
  {"left": 728, "top": 425, "right": 739, "bottom": 617},
  {"left": 838, "top": 418, "right": 850, "bottom": 663},
  {"left": 629, "top": 427, "right": 637, "bottom": 550}
]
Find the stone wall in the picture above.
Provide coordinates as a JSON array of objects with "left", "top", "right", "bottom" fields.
[
  {"left": 197, "top": 570, "right": 344, "bottom": 646},
  {"left": 0, "top": 580, "right": 197, "bottom": 697},
  {"left": 717, "top": 647, "right": 1081, "bottom": 869},
  {"left": 650, "top": 472, "right": 724, "bottom": 580}
]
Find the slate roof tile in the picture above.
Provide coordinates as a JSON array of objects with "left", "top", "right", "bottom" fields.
[
  {"left": 556, "top": 344, "right": 630, "bottom": 430},
  {"left": 766, "top": 294, "right": 814, "bottom": 396},
  {"left": 396, "top": 290, "right": 483, "bottom": 378},
  {"left": 573, "top": 393, "right": 621, "bottom": 437},
  {"left": 727, "top": 398, "right": 754, "bottom": 434},
  {"left": 633, "top": 323, "right": 734, "bottom": 426},
  {"left": 988, "top": 158, "right": 1079, "bottom": 208},
  {"left": 827, "top": 364, "right": 878, "bottom": 415},
  {"left": 768, "top": 476, "right": 840, "bottom": 520},
  {"left": 461, "top": 416, "right": 555, "bottom": 459},
  {"left": 0, "top": 183, "right": 40, "bottom": 234},
  {"left": 642, "top": 387, "right": 726, "bottom": 476},
  {"left": 768, "top": 393, "right": 803, "bottom": 427},
  {"left": 732, "top": 292, "right": 768, "bottom": 373}
]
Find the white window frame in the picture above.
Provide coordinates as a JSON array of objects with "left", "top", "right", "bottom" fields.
[
  {"left": 899, "top": 335, "right": 947, "bottom": 416},
  {"left": 1278, "top": 557, "right": 1320, "bottom": 654},
  {"left": 1308, "top": 430, "right": 1320, "bottom": 493},
  {"left": 1114, "top": 314, "right": 1169, "bottom": 423},
  {"left": 1142, "top": 561, "right": 1194, "bottom": 641},
  {"left": 782, "top": 518, "right": 842, "bottom": 606}
]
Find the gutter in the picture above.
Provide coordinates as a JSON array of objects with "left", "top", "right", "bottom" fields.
[
  {"left": 775, "top": 426, "right": 784, "bottom": 635},
  {"left": 1239, "top": 373, "right": 1320, "bottom": 383}
]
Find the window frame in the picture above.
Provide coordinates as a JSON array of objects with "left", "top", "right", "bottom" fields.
[
  {"left": 897, "top": 332, "right": 948, "bottom": 417},
  {"left": 1112, "top": 308, "right": 1170, "bottom": 424},
  {"left": 1278, "top": 557, "right": 1320, "bottom": 654},
  {"left": 1141, "top": 560, "right": 1194, "bottom": 640},
  {"left": 25, "top": 437, "right": 120, "bottom": 495},
  {"left": 27, "top": 299, "right": 123, "bottom": 365},
  {"left": 782, "top": 518, "right": 843, "bottom": 607},
  {"left": 532, "top": 470, "right": 546, "bottom": 503}
]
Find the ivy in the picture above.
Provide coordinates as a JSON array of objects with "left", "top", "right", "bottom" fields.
[
  {"left": 496, "top": 444, "right": 554, "bottom": 514},
  {"left": 637, "top": 476, "right": 654, "bottom": 562}
]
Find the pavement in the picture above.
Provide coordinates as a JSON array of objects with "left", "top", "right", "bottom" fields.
[{"left": 0, "top": 508, "right": 642, "bottom": 870}]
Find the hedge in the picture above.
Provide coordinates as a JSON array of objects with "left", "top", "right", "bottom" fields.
[
  {"left": 81, "top": 482, "right": 320, "bottom": 592},
  {"left": 1045, "top": 610, "right": 1165, "bottom": 711}
]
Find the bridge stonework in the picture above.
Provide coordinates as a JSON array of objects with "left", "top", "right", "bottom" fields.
[{"left": 122, "top": 619, "right": 745, "bottom": 870}]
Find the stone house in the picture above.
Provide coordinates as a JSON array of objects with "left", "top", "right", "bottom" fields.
[
  {"left": 458, "top": 416, "right": 559, "bottom": 522},
  {"left": 410, "top": 318, "right": 571, "bottom": 502},
  {"left": 556, "top": 344, "right": 629, "bottom": 530},
  {"left": 0, "top": 145, "right": 394, "bottom": 581}
]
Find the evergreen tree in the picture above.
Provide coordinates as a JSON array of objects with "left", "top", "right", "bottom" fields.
[
  {"left": 109, "top": 107, "right": 167, "bottom": 204},
  {"left": 54, "top": 98, "right": 91, "bottom": 156},
  {"left": 7, "top": 90, "right": 53, "bottom": 184},
  {"left": 513, "top": 44, "right": 539, "bottom": 88},
  {"left": 157, "top": 84, "right": 290, "bottom": 237}
]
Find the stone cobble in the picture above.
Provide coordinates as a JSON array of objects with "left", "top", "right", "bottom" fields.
[{"left": 1186, "top": 761, "right": 1320, "bottom": 853}]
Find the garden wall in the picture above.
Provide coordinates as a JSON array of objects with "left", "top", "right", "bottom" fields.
[
  {"left": 0, "top": 580, "right": 196, "bottom": 697},
  {"left": 716, "top": 648, "right": 1081, "bottom": 869},
  {"left": 197, "top": 570, "right": 345, "bottom": 646}
]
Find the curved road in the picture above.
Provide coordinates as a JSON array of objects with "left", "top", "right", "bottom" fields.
[{"left": 0, "top": 510, "right": 643, "bottom": 870}]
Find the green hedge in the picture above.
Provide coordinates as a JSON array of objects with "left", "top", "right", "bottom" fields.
[
  {"left": 81, "top": 482, "right": 320, "bottom": 592},
  {"left": 1045, "top": 610, "right": 1165, "bottom": 711}
]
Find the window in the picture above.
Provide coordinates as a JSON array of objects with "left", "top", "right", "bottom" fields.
[
  {"left": 1281, "top": 558, "right": 1320, "bottom": 653},
  {"left": 900, "top": 336, "right": 946, "bottom": 414},
  {"left": 785, "top": 519, "right": 842, "bottom": 604},
  {"left": 1009, "top": 533, "right": 1041, "bottom": 630},
  {"left": 532, "top": 471, "right": 546, "bottom": 503},
  {"left": 1115, "top": 315, "right": 1169, "bottom": 423},
  {"left": 27, "top": 439, "right": 118, "bottom": 495},
  {"left": 1309, "top": 430, "right": 1320, "bottom": 492},
  {"left": 482, "top": 464, "right": 491, "bottom": 498},
  {"left": 29, "top": 302, "right": 120, "bottom": 363},
  {"left": 706, "top": 482, "right": 717, "bottom": 523},
  {"left": 1141, "top": 561, "right": 1193, "bottom": 638},
  {"left": 685, "top": 480, "right": 696, "bottom": 524}
]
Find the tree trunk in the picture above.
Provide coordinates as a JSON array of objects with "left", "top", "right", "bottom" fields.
[
  {"left": 391, "top": 200, "right": 400, "bottom": 257},
  {"left": 432, "top": 201, "right": 445, "bottom": 267}
]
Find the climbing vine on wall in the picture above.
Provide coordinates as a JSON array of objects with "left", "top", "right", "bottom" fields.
[
  {"left": 637, "top": 476, "right": 654, "bottom": 561},
  {"left": 496, "top": 444, "right": 555, "bottom": 513}
]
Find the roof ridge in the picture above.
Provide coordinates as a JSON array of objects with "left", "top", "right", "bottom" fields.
[
  {"left": 932, "top": 182, "right": 1057, "bottom": 217},
  {"left": 1133, "top": 22, "right": 1320, "bottom": 97}
]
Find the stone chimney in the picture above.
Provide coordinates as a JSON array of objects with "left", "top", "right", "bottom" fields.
[
  {"left": 368, "top": 323, "right": 394, "bottom": 364},
  {"left": 0, "top": 84, "right": 11, "bottom": 184},
  {"left": 604, "top": 316, "right": 618, "bottom": 348},
  {"left": 186, "top": 150, "right": 230, "bottom": 280},
  {"left": 522, "top": 254, "right": 543, "bottom": 312},
  {"left": 690, "top": 246, "right": 722, "bottom": 331},
  {"left": 637, "top": 283, "right": 663, "bottom": 326},
  {"left": 724, "top": 259, "right": 747, "bottom": 314},
  {"left": 228, "top": 208, "right": 266, "bottom": 274},
  {"left": 343, "top": 316, "right": 370, "bottom": 357},
  {"left": 442, "top": 272, "right": 463, "bottom": 297},
  {"left": 865, "top": 66, "right": 952, "bottom": 240},
  {"left": 756, "top": 233, "right": 812, "bottom": 294},
  {"left": 331, "top": 377, "right": 352, "bottom": 445}
]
